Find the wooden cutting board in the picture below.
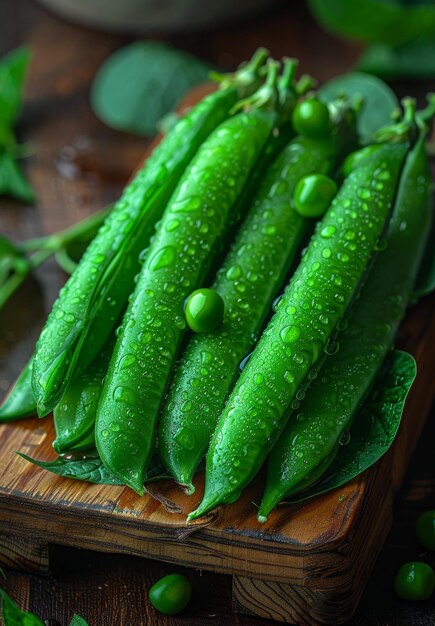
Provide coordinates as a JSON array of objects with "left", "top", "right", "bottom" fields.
[{"left": 1, "top": 85, "right": 434, "bottom": 625}]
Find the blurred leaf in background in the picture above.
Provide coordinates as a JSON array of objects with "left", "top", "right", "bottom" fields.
[
  {"left": 308, "top": 0, "right": 435, "bottom": 80},
  {"left": 357, "top": 38, "right": 435, "bottom": 79},
  {"left": 0, "top": 47, "right": 35, "bottom": 203},
  {"left": 91, "top": 42, "right": 211, "bottom": 136}
]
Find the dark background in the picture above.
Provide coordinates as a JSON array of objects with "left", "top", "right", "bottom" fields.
[{"left": 0, "top": 1, "right": 434, "bottom": 624}]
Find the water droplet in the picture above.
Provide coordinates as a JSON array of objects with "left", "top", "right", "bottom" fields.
[
  {"left": 226, "top": 265, "right": 242, "bottom": 280},
  {"left": 339, "top": 430, "right": 351, "bottom": 446},
  {"left": 113, "top": 385, "right": 139, "bottom": 406},
  {"left": 138, "top": 331, "right": 151, "bottom": 344},
  {"left": 337, "top": 317, "right": 348, "bottom": 331},
  {"left": 201, "top": 351, "right": 212, "bottom": 365},
  {"left": 165, "top": 218, "right": 180, "bottom": 232},
  {"left": 163, "top": 281, "right": 176, "bottom": 293},
  {"left": 254, "top": 373, "right": 264, "bottom": 385},
  {"left": 319, "top": 314, "right": 329, "bottom": 325},
  {"left": 283, "top": 370, "right": 295, "bottom": 384},
  {"left": 247, "top": 270, "right": 259, "bottom": 282},
  {"left": 272, "top": 294, "right": 283, "bottom": 311},
  {"left": 358, "top": 188, "right": 371, "bottom": 200},
  {"left": 377, "top": 170, "right": 390, "bottom": 181},
  {"left": 174, "top": 427, "right": 196, "bottom": 450},
  {"left": 295, "top": 388, "right": 305, "bottom": 401},
  {"left": 262, "top": 224, "right": 276, "bottom": 235},
  {"left": 375, "top": 236, "right": 388, "bottom": 251},
  {"left": 325, "top": 338, "right": 339, "bottom": 355},
  {"left": 322, "top": 247, "right": 332, "bottom": 259},
  {"left": 320, "top": 225, "right": 336, "bottom": 239},
  {"left": 308, "top": 368, "right": 318, "bottom": 381},
  {"left": 147, "top": 245, "right": 176, "bottom": 270},
  {"left": 119, "top": 354, "right": 136, "bottom": 371},
  {"left": 280, "top": 325, "right": 301, "bottom": 345},
  {"left": 172, "top": 197, "right": 202, "bottom": 213},
  {"left": 239, "top": 352, "right": 252, "bottom": 371}
]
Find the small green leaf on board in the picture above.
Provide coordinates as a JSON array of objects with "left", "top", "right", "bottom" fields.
[
  {"left": 286, "top": 350, "right": 416, "bottom": 504},
  {"left": 17, "top": 451, "right": 169, "bottom": 486}
]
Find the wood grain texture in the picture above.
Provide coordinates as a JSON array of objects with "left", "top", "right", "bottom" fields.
[{"left": 0, "top": 532, "right": 50, "bottom": 574}]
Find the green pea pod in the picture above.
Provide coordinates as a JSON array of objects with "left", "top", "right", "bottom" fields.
[
  {"left": 96, "top": 66, "right": 283, "bottom": 494},
  {"left": 53, "top": 338, "right": 115, "bottom": 454},
  {"left": 0, "top": 357, "right": 36, "bottom": 421},
  {"left": 158, "top": 99, "right": 359, "bottom": 491},
  {"left": 189, "top": 122, "right": 412, "bottom": 520},
  {"left": 31, "top": 50, "right": 269, "bottom": 417},
  {"left": 257, "top": 121, "right": 432, "bottom": 521}
]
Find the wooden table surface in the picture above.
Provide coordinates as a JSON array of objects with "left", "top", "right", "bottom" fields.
[{"left": 0, "top": 1, "right": 434, "bottom": 624}]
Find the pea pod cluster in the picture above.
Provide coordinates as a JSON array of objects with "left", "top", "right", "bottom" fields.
[
  {"left": 189, "top": 101, "right": 431, "bottom": 521},
  {"left": 259, "top": 106, "right": 433, "bottom": 521},
  {"left": 31, "top": 49, "right": 269, "bottom": 417},
  {"left": 158, "top": 98, "right": 359, "bottom": 492},
  {"left": 96, "top": 62, "right": 305, "bottom": 493},
  {"left": 2, "top": 51, "right": 434, "bottom": 526}
]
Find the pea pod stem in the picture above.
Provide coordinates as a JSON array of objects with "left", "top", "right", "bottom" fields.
[{"left": 0, "top": 207, "right": 111, "bottom": 311}]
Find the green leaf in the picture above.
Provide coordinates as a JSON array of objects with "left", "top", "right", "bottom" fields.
[
  {"left": 318, "top": 71, "right": 399, "bottom": 145},
  {"left": 286, "top": 351, "right": 416, "bottom": 504},
  {"left": 17, "top": 451, "right": 169, "bottom": 486},
  {"left": 0, "top": 588, "right": 44, "bottom": 625},
  {"left": 69, "top": 615, "right": 89, "bottom": 626},
  {"left": 308, "top": 0, "right": 435, "bottom": 46},
  {"left": 0, "top": 47, "right": 30, "bottom": 127},
  {"left": 91, "top": 42, "right": 211, "bottom": 137},
  {"left": 17, "top": 451, "right": 125, "bottom": 485},
  {"left": 0, "top": 149, "right": 35, "bottom": 203},
  {"left": 358, "top": 38, "right": 435, "bottom": 79}
]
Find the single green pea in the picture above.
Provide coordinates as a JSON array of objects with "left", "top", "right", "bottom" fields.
[
  {"left": 342, "top": 144, "right": 384, "bottom": 177},
  {"left": 185, "top": 288, "right": 225, "bottom": 333},
  {"left": 148, "top": 573, "right": 192, "bottom": 615},
  {"left": 416, "top": 510, "right": 435, "bottom": 551},
  {"left": 394, "top": 562, "right": 435, "bottom": 601},
  {"left": 292, "top": 98, "right": 330, "bottom": 138},
  {"left": 294, "top": 174, "right": 338, "bottom": 218}
]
